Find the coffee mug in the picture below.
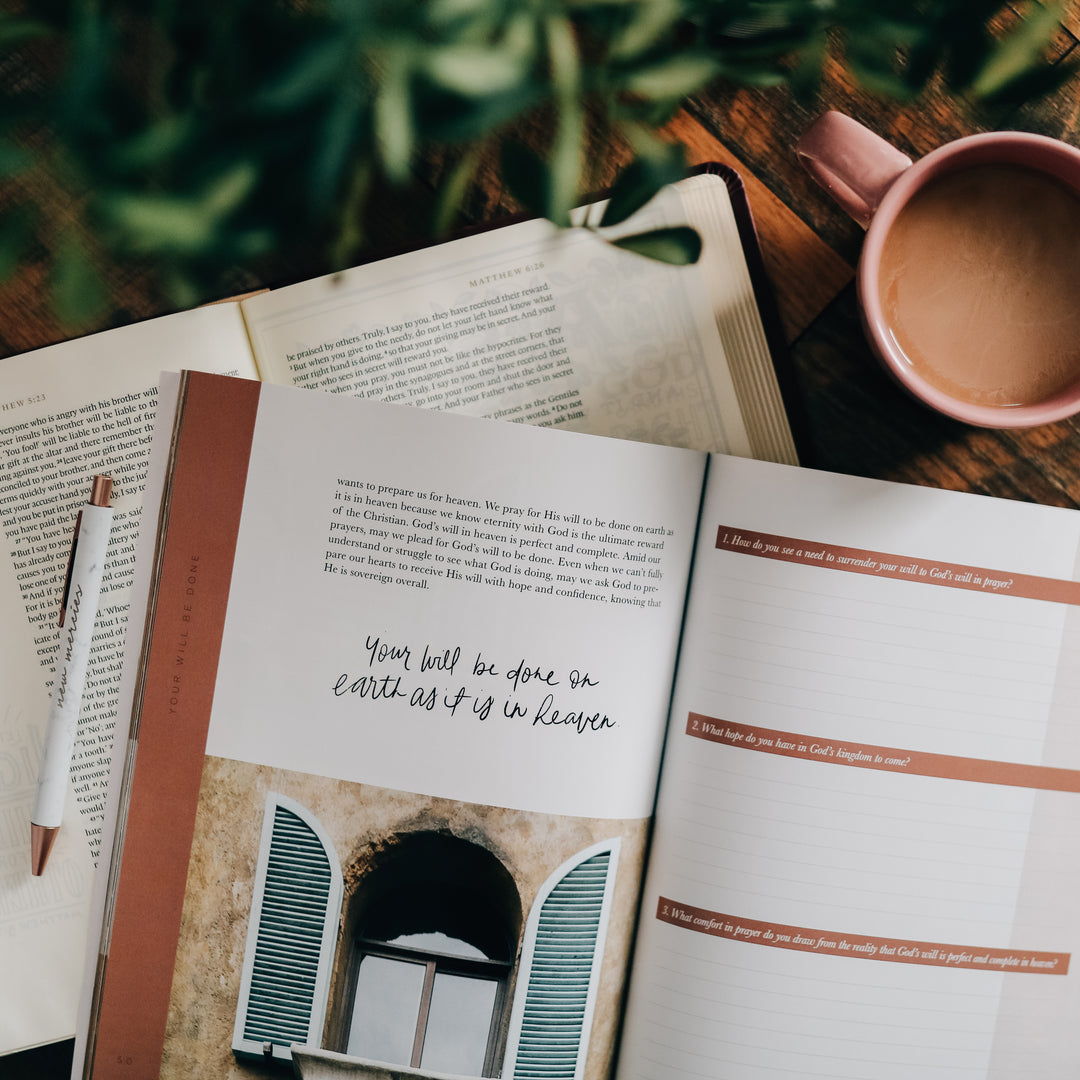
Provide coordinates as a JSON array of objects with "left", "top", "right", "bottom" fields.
[{"left": 797, "top": 111, "right": 1080, "bottom": 427}]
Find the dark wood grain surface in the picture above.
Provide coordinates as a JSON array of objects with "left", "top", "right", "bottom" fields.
[{"left": 7, "top": 14, "right": 1080, "bottom": 1079}]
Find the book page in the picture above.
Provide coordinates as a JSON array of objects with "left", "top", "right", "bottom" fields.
[
  {"left": 241, "top": 176, "right": 792, "bottom": 460},
  {"left": 212, "top": 382, "right": 702, "bottom": 817},
  {"left": 84, "top": 375, "right": 706, "bottom": 1080},
  {"left": 0, "top": 304, "right": 255, "bottom": 1054},
  {"left": 617, "top": 456, "right": 1080, "bottom": 1079}
]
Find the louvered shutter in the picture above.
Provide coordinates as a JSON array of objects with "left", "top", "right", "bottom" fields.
[
  {"left": 232, "top": 793, "right": 343, "bottom": 1063},
  {"left": 504, "top": 839, "right": 620, "bottom": 1080}
]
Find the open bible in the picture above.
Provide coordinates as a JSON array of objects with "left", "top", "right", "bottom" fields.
[
  {"left": 77, "top": 371, "right": 1080, "bottom": 1079},
  {"left": 0, "top": 168, "right": 796, "bottom": 1057}
]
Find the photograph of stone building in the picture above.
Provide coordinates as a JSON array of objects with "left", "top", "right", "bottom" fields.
[{"left": 158, "top": 755, "right": 650, "bottom": 1080}]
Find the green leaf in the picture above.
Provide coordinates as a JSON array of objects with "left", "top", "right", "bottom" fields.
[
  {"left": 846, "top": 14, "right": 923, "bottom": 51},
  {"left": 108, "top": 115, "right": 196, "bottom": 173},
  {"left": 329, "top": 160, "right": 372, "bottom": 270},
  {"left": 547, "top": 112, "right": 583, "bottom": 226},
  {"left": 545, "top": 15, "right": 584, "bottom": 226},
  {"left": 0, "top": 15, "right": 51, "bottom": 49},
  {"left": 56, "top": 5, "right": 111, "bottom": 138},
  {"left": 612, "top": 226, "right": 702, "bottom": 265},
  {"left": 50, "top": 232, "right": 108, "bottom": 327},
  {"left": 309, "top": 88, "right": 365, "bottom": 209},
  {"left": 431, "top": 146, "right": 482, "bottom": 237},
  {"left": 0, "top": 141, "right": 31, "bottom": 179},
  {"left": 202, "top": 162, "right": 259, "bottom": 218},
  {"left": 974, "top": 58, "right": 1078, "bottom": 109},
  {"left": 256, "top": 36, "right": 351, "bottom": 111},
  {"left": 426, "top": 0, "right": 504, "bottom": 37},
  {"left": 100, "top": 163, "right": 258, "bottom": 256},
  {"left": 225, "top": 227, "right": 277, "bottom": 260},
  {"left": 599, "top": 141, "right": 687, "bottom": 227},
  {"left": 161, "top": 267, "right": 202, "bottom": 313},
  {"left": 101, "top": 193, "right": 214, "bottom": 254},
  {"left": 501, "top": 9, "right": 541, "bottom": 64},
  {"left": 422, "top": 44, "right": 529, "bottom": 96},
  {"left": 969, "top": 3, "right": 1064, "bottom": 99},
  {"left": 607, "top": 0, "right": 683, "bottom": 61},
  {"left": 621, "top": 54, "right": 723, "bottom": 100},
  {"left": 374, "top": 48, "right": 415, "bottom": 183},
  {"left": 546, "top": 13, "right": 580, "bottom": 100},
  {"left": 714, "top": 59, "right": 789, "bottom": 89}
]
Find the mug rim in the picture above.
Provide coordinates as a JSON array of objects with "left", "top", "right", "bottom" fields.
[{"left": 859, "top": 131, "right": 1080, "bottom": 428}]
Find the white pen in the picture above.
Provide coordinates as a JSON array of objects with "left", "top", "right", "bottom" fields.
[{"left": 30, "top": 475, "right": 114, "bottom": 876}]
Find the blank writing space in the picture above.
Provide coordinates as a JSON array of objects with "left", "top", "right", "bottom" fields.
[
  {"left": 623, "top": 935, "right": 1001, "bottom": 1079},
  {"left": 703, "top": 645, "right": 1046, "bottom": 730},
  {"left": 712, "top": 581, "right": 1061, "bottom": 663},
  {"left": 684, "top": 564, "right": 1069, "bottom": 761},
  {"left": 660, "top": 749, "right": 1035, "bottom": 942}
]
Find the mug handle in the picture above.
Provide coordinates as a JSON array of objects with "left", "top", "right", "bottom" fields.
[{"left": 796, "top": 111, "right": 912, "bottom": 228}]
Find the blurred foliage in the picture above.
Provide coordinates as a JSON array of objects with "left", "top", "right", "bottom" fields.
[{"left": 0, "top": 0, "right": 1073, "bottom": 324}]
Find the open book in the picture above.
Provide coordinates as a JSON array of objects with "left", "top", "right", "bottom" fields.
[
  {"left": 0, "top": 168, "right": 797, "bottom": 1057},
  {"left": 78, "top": 371, "right": 1080, "bottom": 1079}
]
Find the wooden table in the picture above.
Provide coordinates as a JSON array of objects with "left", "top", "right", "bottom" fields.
[{"left": 7, "top": 15, "right": 1080, "bottom": 1080}]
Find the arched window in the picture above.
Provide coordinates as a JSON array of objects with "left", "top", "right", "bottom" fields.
[
  {"left": 233, "top": 802, "right": 618, "bottom": 1079},
  {"left": 337, "top": 831, "right": 521, "bottom": 1077}
]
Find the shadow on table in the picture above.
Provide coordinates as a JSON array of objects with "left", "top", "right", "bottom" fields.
[{"left": 789, "top": 283, "right": 1080, "bottom": 509}]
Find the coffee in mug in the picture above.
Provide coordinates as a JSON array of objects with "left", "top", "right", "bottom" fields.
[
  {"left": 878, "top": 163, "right": 1080, "bottom": 408},
  {"left": 798, "top": 112, "right": 1080, "bottom": 427}
]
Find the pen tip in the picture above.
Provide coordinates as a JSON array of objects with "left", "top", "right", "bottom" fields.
[{"left": 30, "top": 823, "right": 59, "bottom": 876}]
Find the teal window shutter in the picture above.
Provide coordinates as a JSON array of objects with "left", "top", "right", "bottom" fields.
[
  {"left": 504, "top": 839, "right": 620, "bottom": 1080},
  {"left": 232, "top": 793, "right": 343, "bottom": 1063}
]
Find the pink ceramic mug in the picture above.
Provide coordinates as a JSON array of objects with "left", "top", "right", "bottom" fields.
[{"left": 797, "top": 111, "right": 1080, "bottom": 427}]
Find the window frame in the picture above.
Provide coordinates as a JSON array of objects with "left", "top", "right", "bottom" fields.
[{"left": 346, "top": 936, "right": 512, "bottom": 1076}]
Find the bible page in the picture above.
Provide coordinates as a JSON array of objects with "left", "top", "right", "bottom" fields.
[
  {"left": 616, "top": 455, "right": 1080, "bottom": 1080},
  {"left": 0, "top": 303, "right": 256, "bottom": 1054},
  {"left": 240, "top": 178, "right": 786, "bottom": 459}
]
